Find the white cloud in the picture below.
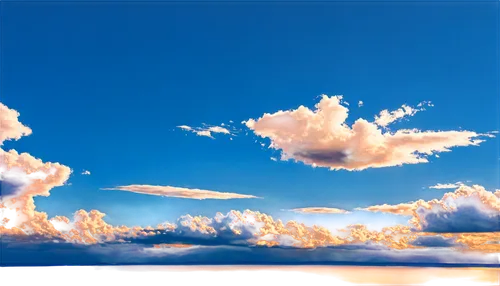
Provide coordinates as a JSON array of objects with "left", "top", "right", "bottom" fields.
[
  {"left": 0, "top": 102, "right": 33, "bottom": 145},
  {"left": 177, "top": 124, "right": 232, "bottom": 139},
  {"left": 244, "top": 95, "right": 492, "bottom": 171},
  {"left": 289, "top": 207, "right": 350, "bottom": 214},
  {"left": 429, "top": 182, "right": 464, "bottom": 189},
  {"left": 101, "top": 185, "right": 260, "bottom": 200}
]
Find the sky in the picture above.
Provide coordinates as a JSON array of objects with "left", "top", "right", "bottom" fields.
[{"left": 1, "top": 1, "right": 499, "bottom": 267}]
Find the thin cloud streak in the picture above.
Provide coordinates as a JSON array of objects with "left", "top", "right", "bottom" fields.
[
  {"left": 101, "top": 185, "right": 261, "bottom": 200},
  {"left": 289, "top": 207, "right": 351, "bottom": 214}
]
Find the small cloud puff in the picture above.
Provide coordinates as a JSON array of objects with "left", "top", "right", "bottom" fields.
[
  {"left": 81, "top": 170, "right": 91, "bottom": 175},
  {"left": 177, "top": 124, "right": 232, "bottom": 139},
  {"left": 289, "top": 207, "right": 350, "bottom": 214},
  {"left": 244, "top": 95, "right": 491, "bottom": 171},
  {"left": 101, "top": 184, "right": 260, "bottom": 200}
]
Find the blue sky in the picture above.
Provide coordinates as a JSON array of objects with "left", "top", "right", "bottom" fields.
[{"left": 2, "top": 1, "right": 498, "bottom": 229}]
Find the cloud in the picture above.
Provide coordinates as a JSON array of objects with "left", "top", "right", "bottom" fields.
[
  {"left": 0, "top": 148, "right": 72, "bottom": 236},
  {"left": 244, "top": 95, "right": 491, "bottom": 171},
  {"left": 357, "top": 101, "right": 363, "bottom": 107},
  {"left": 0, "top": 102, "right": 33, "bottom": 145},
  {"left": 177, "top": 124, "right": 232, "bottom": 139},
  {"left": 289, "top": 207, "right": 350, "bottom": 214},
  {"left": 429, "top": 182, "right": 465, "bottom": 189},
  {"left": 358, "top": 185, "right": 500, "bottom": 233},
  {"left": 374, "top": 101, "right": 432, "bottom": 127},
  {"left": 128, "top": 243, "right": 196, "bottom": 257},
  {"left": 410, "top": 235, "right": 457, "bottom": 248},
  {"left": 101, "top": 185, "right": 260, "bottom": 200},
  {"left": 81, "top": 170, "right": 91, "bottom": 175}
]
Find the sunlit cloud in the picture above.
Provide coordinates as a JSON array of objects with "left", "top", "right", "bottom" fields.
[
  {"left": 244, "top": 95, "right": 492, "bottom": 171},
  {"left": 101, "top": 185, "right": 260, "bottom": 200},
  {"left": 289, "top": 207, "right": 350, "bottom": 214},
  {"left": 429, "top": 182, "right": 465, "bottom": 189}
]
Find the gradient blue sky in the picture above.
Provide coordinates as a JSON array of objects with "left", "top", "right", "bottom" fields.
[{"left": 2, "top": 2, "right": 498, "bottom": 228}]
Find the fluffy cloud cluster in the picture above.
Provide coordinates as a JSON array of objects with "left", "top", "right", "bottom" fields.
[
  {"left": 177, "top": 124, "right": 233, "bottom": 139},
  {"left": 244, "top": 95, "right": 493, "bottom": 171},
  {"left": 101, "top": 185, "right": 260, "bottom": 200}
]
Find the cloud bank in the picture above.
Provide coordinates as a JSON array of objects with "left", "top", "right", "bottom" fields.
[
  {"left": 101, "top": 185, "right": 260, "bottom": 200},
  {"left": 244, "top": 95, "right": 492, "bottom": 171}
]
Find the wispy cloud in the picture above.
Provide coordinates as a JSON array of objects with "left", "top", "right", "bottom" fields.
[
  {"left": 101, "top": 185, "right": 260, "bottom": 200},
  {"left": 374, "top": 101, "right": 433, "bottom": 127},
  {"left": 289, "top": 207, "right": 350, "bottom": 214},
  {"left": 177, "top": 124, "right": 232, "bottom": 139},
  {"left": 429, "top": 182, "right": 465, "bottom": 189},
  {"left": 81, "top": 170, "right": 91, "bottom": 175}
]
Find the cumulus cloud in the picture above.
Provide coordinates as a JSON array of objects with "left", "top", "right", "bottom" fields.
[
  {"left": 429, "top": 182, "right": 465, "bottom": 189},
  {"left": 289, "top": 207, "right": 350, "bottom": 214},
  {"left": 244, "top": 95, "right": 491, "bottom": 171},
  {"left": 0, "top": 102, "right": 33, "bottom": 145},
  {"left": 358, "top": 101, "right": 363, "bottom": 107},
  {"left": 177, "top": 124, "right": 232, "bottom": 139},
  {"left": 0, "top": 148, "right": 72, "bottom": 235},
  {"left": 358, "top": 185, "right": 500, "bottom": 233},
  {"left": 81, "top": 170, "right": 91, "bottom": 175},
  {"left": 101, "top": 185, "right": 260, "bottom": 200}
]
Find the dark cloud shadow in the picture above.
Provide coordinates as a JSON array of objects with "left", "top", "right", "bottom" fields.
[
  {"left": 419, "top": 205, "right": 500, "bottom": 233},
  {"left": 411, "top": 235, "right": 465, "bottom": 248},
  {"left": 0, "top": 173, "right": 26, "bottom": 200}
]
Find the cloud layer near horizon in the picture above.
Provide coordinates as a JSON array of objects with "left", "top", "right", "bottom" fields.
[
  {"left": 244, "top": 95, "right": 493, "bottom": 171},
  {"left": 1, "top": 101, "right": 499, "bottom": 267}
]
